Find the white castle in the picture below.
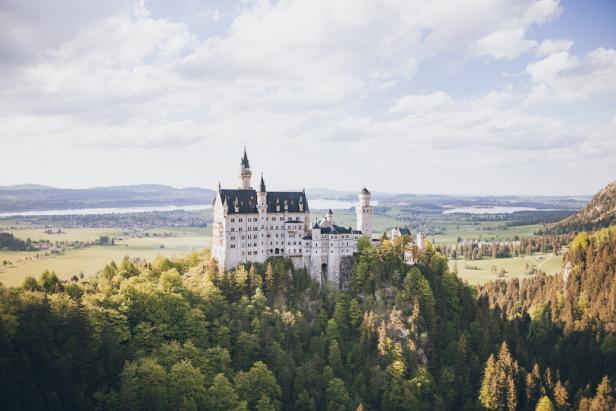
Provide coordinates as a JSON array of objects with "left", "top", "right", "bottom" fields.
[{"left": 211, "top": 149, "right": 374, "bottom": 287}]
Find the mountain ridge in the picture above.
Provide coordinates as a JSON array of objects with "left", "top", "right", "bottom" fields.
[
  {"left": 0, "top": 184, "right": 217, "bottom": 212},
  {"left": 540, "top": 180, "right": 616, "bottom": 234}
]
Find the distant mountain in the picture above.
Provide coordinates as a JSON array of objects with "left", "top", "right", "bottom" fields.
[
  {"left": 0, "top": 184, "right": 216, "bottom": 212},
  {"left": 541, "top": 181, "right": 616, "bottom": 234}
]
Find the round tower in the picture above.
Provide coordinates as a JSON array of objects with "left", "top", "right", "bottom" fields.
[
  {"left": 356, "top": 187, "right": 373, "bottom": 237},
  {"left": 239, "top": 147, "right": 252, "bottom": 189},
  {"left": 326, "top": 209, "right": 333, "bottom": 224}
]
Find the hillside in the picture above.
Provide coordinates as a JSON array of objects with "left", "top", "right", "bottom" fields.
[
  {"left": 540, "top": 180, "right": 616, "bottom": 234},
  {"left": 1, "top": 239, "right": 614, "bottom": 410},
  {"left": 0, "top": 184, "right": 216, "bottom": 212},
  {"left": 478, "top": 225, "right": 616, "bottom": 332}
]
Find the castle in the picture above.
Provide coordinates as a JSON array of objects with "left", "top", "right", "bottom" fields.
[{"left": 211, "top": 149, "right": 374, "bottom": 287}]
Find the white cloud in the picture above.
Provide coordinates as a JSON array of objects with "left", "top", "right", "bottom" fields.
[
  {"left": 390, "top": 92, "right": 452, "bottom": 113},
  {"left": 472, "top": 28, "right": 537, "bottom": 59},
  {"left": 0, "top": 0, "right": 614, "bottom": 195},
  {"left": 535, "top": 38, "right": 573, "bottom": 56},
  {"left": 526, "top": 48, "right": 616, "bottom": 103}
]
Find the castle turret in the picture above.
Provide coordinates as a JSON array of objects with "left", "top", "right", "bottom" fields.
[
  {"left": 326, "top": 209, "right": 333, "bottom": 224},
  {"left": 257, "top": 173, "right": 267, "bottom": 206},
  {"left": 416, "top": 231, "right": 426, "bottom": 250},
  {"left": 356, "top": 187, "right": 373, "bottom": 237},
  {"left": 239, "top": 147, "right": 252, "bottom": 189}
]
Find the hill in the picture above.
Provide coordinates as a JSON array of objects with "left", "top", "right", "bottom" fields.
[
  {"left": 1, "top": 238, "right": 614, "bottom": 409},
  {"left": 0, "top": 184, "right": 216, "bottom": 212},
  {"left": 540, "top": 180, "right": 616, "bottom": 234},
  {"left": 478, "top": 225, "right": 616, "bottom": 332}
]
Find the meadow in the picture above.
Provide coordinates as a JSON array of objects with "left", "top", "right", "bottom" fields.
[
  {"left": 450, "top": 252, "right": 563, "bottom": 285},
  {"left": 0, "top": 226, "right": 211, "bottom": 286},
  {"left": 1, "top": 206, "right": 564, "bottom": 287}
]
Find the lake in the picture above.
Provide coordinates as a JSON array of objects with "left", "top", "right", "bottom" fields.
[
  {"left": 0, "top": 204, "right": 212, "bottom": 218},
  {"left": 443, "top": 206, "right": 542, "bottom": 214},
  {"left": 0, "top": 198, "right": 374, "bottom": 217}
]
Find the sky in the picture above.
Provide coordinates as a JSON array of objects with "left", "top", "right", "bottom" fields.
[{"left": 0, "top": 0, "right": 615, "bottom": 196}]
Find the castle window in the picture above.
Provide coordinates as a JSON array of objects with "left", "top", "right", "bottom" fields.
[
  {"left": 231, "top": 228, "right": 235, "bottom": 232},
  {"left": 231, "top": 244, "right": 235, "bottom": 248},
  {"left": 239, "top": 218, "right": 243, "bottom": 222},
  {"left": 231, "top": 218, "right": 235, "bottom": 223}
]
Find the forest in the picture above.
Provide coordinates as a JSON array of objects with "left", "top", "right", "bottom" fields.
[{"left": 0, "top": 228, "right": 614, "bottom": 410}]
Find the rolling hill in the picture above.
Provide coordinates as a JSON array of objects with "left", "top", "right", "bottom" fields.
[
  {"left": 541, "top": 180, "right": 616, "bottom": 234},
  {"left": 0, "top": 184, "right": 216, "bottom": 212}
]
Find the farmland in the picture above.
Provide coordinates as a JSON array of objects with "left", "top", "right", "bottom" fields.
[{"left": 0, "top": 226, "right": 211, "bottom": 286}]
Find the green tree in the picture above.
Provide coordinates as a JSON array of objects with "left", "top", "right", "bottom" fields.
[
  {"left": 119, "top": 357, "right": 169, "bottom": 411},
  {"left": 479, "top": 342, "right": 519, "bottom": 410},
  {"left": 326, "top": 378, "right": 350, "bottom": 411},
  {"left": 235, "top": 361, "right": 282, "bottom": 410},
  {"left": 349, "top": 299, "right": 362, "bottom": 330},
  {"left": 206, "top": 374, "right": 246, "bottom": 411},
  {"left": 265, "top": 263, "right": 274, "bottom": 293},
  {"left": 535, "top": 396, "right": 555, "bottom": 411},
  {"left": 167, "top": 360, "right": 207, "bottom": 411}
]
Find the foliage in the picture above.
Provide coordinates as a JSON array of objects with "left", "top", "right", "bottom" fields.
[{"left": 0, "top": 236, "right": 614, "bottom": 410}]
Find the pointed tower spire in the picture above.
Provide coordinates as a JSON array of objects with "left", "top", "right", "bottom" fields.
[
  {"left": 239, "top": 147, "right": 252, "bottom": 189},
  {"left": 241, "top": 146, "right": 250, "bottom": 168},
  {"left": 259, "top": 173, "right": 266, "bottom": 193}
]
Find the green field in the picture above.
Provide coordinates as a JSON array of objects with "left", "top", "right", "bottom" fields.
[
  {"left": 450, "top": 253, "right": 563, "bottom": 285},
  {"left": 0, "top": 227, "right": 211, "bottom": 287}
]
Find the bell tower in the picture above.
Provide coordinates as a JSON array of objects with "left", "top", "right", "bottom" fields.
[
  {"left": 239, "top": 147, "right": 252, "bottom": 189},
  {"left": 356, "top": 187, "right": 373, "bottom": 237}
]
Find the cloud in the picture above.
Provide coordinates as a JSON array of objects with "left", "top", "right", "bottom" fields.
[
  {"left": 383, "top": 90, "right": 578, "bottom": 152},
  {"left": 0, "top": 0, "right": 614, "bottom": 195},
  {"left": 390, "top": 92, "right": 452, "bottom": 113},
  {"left": 535, "top": 38, "right": 573, "bottom": 56},
  {"left": 526, "top": 48, "right": 616, "bottom": 103},
  {"left": 471, "top": 28, "right": 537, "bottom": 59}
]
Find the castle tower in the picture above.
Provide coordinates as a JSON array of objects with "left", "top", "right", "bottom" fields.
[
  {"left": 356, "top": 187, "right": 373, "bottom": 237},
  {"left": 257, "top": 173, "right": 267, "bottom": 206},
  {"left": 326, "top": 209, "right": 333, "bottom": 224},
  {"left": 239, "top": 147, "right": 252, "bottom": 189},
  {"left": 256, "top": 173, "right": 267, "bottom": 262},
  {"left": 416, "top": 231, "right": 426, "bottom": 250}
]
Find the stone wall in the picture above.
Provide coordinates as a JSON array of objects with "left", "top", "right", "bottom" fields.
[{"left": 338, "top": 255, "right": 355, "bottom": 289}]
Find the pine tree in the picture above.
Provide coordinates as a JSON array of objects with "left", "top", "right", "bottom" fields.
[
  {"left": 265, "top": 263, "right": 274, "bottom": 293},
  {"left": 526, "top": 363, "right": 541, "bottom": 408},
  {"left": 349, "top": 299, "right": 362, "bottom": 330},
  {"left": 479, "top": 342, "right": 520, "bottom": 410},
  {"left": 479, "top": 354, "right": 499, "bottom": 409},
  {"left": 553, "top": 380, "right": 568, "bottom": 410},
  {"left": 535, "top": 396, "right": 555, "bottom": 411}
]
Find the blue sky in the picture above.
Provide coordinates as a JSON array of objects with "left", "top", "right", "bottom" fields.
[{"left": 0, "top": 0, "right": 614, "bottom": 195}]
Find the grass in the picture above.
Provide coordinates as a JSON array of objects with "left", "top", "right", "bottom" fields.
[
  {"left": 450, "top": 253, "right": 563, "bottom": 285},
  {"left": 0, "top": 227, "right": 211, "bottom": 287},
  {"left": 0, "top": 209, "right": 559, "bottom": 287}
]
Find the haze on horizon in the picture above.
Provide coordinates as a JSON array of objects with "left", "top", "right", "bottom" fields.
[{"left": 1, "top": 0, "right": 615, "bottom": 197}]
